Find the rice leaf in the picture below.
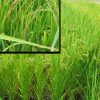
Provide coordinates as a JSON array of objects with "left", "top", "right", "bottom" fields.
[
  {"left": 51, "top": 27, "right": 59, "bottom": 51},
  {"left": 0, "top": 34, "right": 58, "bottom": 51}
]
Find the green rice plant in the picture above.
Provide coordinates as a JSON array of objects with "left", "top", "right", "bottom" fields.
[
  {"left": 0, "top": 0, "right": 59, "bottom": 52},
  {"left": 34, "top": 55, "right": 45, "bottom": 100},
  {"left": 49, "top": 55, "right": 67, "bottom": 100},
  {"left": 17, "top": 55, "right": 32, "bottom": 100},
  {"left": 0, "top": 1, "right": 100, "bottom": 100},
  {"left": 61, "top": 0, "right": 100, "bottom": 99},
  {"left": 0, "top": 55, "right": 18, "bottom": 100}
]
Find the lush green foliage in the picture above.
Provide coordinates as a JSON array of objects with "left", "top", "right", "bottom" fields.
[
  {"left": 0, "top": 0, "right": 59, "bottom": 52},
  {"left": 0, "top": 1, "right": 100, "bottom": 100},
  {"left": 62, "top": 1, "right": 100, "bottom": 99}
]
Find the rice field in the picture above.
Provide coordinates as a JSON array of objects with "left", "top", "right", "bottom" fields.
[
  {"left": 0, "top": 0, "right": 59, "bottom": 52},
  {"left": 0, "top": 0, "right": 100, "bottom": 100}
]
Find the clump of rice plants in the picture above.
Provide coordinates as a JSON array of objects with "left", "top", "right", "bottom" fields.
[
  {"left": 0, "top": 0, "right": 59, "bottom": 52},
  {"left": 0, "top": 1, "right": 100, "bottom": 100},
  {"left": 61, "top": 0, "right": 100, "bottom": 99}
]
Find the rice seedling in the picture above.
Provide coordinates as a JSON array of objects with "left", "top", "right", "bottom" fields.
[
  {"left": 0, "top": 0, "right": 59, "bottom": 52},
  {"left": 0, "top": 0, "right": 100, "bottom": 100}
]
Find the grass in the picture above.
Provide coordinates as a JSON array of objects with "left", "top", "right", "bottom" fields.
[
  {"left": 0, "top": 0, "right": 59, "bottom": 52},
  {"left": 0, "top": 0, "right": 100, "bottom": 100}
]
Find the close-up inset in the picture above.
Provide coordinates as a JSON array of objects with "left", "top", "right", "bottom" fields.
[{"left": 0, "top": 0, "right": 60, "bottom": 53}]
